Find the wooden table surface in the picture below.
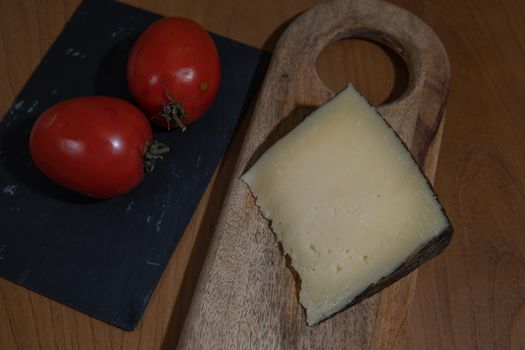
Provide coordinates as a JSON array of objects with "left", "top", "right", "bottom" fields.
[{"left": 1, "top": 0, "right": 524, "bottom": 349}]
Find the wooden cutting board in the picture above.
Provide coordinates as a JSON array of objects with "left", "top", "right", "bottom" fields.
[{"left": 178, "top": 0, "right": 451, "bottom": 348}]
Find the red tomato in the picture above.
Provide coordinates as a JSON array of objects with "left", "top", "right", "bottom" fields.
[
  {"left": 29, "top": 97, "right": 168, "bottom": 199},
  {"left": 127, "top": 17, "right": 221, "bottom": 130}
]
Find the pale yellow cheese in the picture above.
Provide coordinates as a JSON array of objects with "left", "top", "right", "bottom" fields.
[{"left": 241, "top": 85, "right": 449, "bottom": 325}]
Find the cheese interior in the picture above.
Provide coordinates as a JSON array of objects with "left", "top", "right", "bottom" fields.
[{"left": 241, "top": 85, "right": 449, "bottom": 325}]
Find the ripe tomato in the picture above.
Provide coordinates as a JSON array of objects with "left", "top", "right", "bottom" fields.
[
  {"left": 127, "top": 17, "right": 221, "bottom": 130},
  {"left": 29, "top": 97, "right": 168, "bottom": 199}
]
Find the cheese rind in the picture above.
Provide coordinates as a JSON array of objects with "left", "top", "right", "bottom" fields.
[{"left": 241, "top": 85, "right": 449, "bottom": 325}]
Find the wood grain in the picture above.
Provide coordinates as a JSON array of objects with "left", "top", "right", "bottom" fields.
[
  {"left": 177, "top": 0, "right": 451, "bottom": 348},
  {"left": 1, "top": 0, "right": 524, "bottom": 349}
]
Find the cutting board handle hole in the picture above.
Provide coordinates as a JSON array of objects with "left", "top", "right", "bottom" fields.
[{"left": 315, "top": 38, "right": 409, "bottom": 106}]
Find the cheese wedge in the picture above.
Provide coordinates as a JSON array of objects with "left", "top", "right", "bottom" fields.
[{"left": 241, "top": 85, "right": 450, "bottom": 325}]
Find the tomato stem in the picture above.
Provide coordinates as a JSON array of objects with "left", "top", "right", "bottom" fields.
[
  {"left": 143, "top": 140, "right": 170, "bottom": 172},
  {"left": 159, "top": 101, "right": 190, "bottom": 131}
]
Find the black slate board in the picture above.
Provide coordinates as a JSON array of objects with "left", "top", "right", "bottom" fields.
[{"left": 0, "top": 0, "right": 269, "bottom": 331}]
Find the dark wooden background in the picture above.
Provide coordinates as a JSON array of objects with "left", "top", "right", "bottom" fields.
[{"left": 1, "top": 0, "right": 524, "bottom": 349}]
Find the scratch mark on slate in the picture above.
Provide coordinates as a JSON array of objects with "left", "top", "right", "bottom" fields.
[
  {"left": 17, "top": 269, "right": 29, "bottom": 283},
  {"left": 109, "top": 26, "right": 126, "bottom": 39},
  {"left": 65, "top": 48, "right": 86, "bottom": 59},
  {"left": 13, "top": 100, "right": 25, "bottom": 110},
  {"left": 196, "top": 154, "right": 202, "bottom": 168},
  {"left": 170, "top": 164, "right": 183, "bottom": 179},
  {"left": 146, "top": 216, "right": 151, "bottom": 223},
  {"left": 145, "top": 260, "right": 160, "bottom": 266},
  {"left": 155, "top": 209, "right": 166, "bottom": 233},
  {"left": 27, "top": 100, "right": 39, "bottom": 113},
  {"left": 3, "top": 185, "right": 17, "bottom": 195},
  {"left": 126, "top": 201, "right": 134, "bottom": 212}
]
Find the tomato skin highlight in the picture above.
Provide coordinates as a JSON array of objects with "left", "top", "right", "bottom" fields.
[
  {"left": 127, "top": 17, "right": 221, "bottom": 129},
  {"left": 29, "top": 96, "right": 153, "bottom": 198}
]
